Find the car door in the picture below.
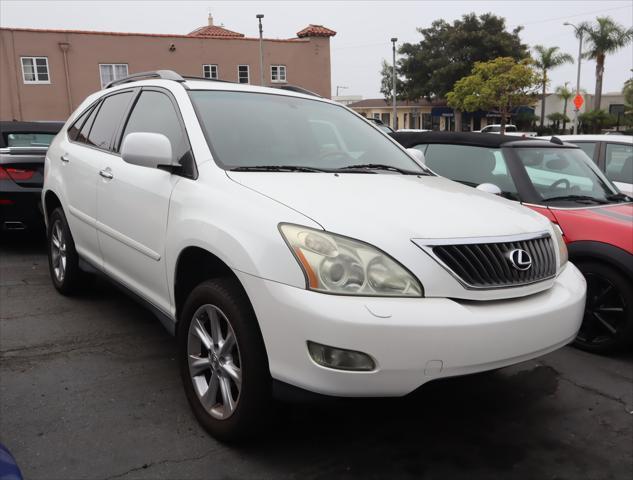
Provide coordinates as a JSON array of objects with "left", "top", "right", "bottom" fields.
[
  {"left": 62, "top": 91, "right": 135, "bottom": 267},
  {"left": 96, "top": 88, "right": 192, "bottom": 314}
]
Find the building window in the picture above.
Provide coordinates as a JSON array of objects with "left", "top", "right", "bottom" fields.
[
  {"left": 203, "top": 64, "right": 218, "bottom": 79},
  {"left": 99, "top": 64, "right": 129, "bottom": 88},
  {"left": 270, "top": 65, "right": 286, "bottom": 83},
  {"left": 21, "top": 57, "right": 50, "bottom": 84},
  {"left": 238, "top": 65, "right": 250, "bottom": 84}
]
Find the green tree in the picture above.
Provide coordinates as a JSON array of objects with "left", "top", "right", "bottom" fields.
[
  {"left": 533, "top": 46, "right": 574, "bottom": 126},
  {"left": 447, "top": 57, "right": 541, "bottom": 134},
  {"left": 379, "top": 59, "right": 406, "bottom": 102},
  {"left": 383, "top": 13, "right": 528, "bottom": 101},
  {"left": 577, "top": 17, "right": 633, "bottom": 110},
  {"left": 546, "top": 112, "right": 570, "bottom": 133},
  {"left": 578, "top": 109, "right": 616, "bottom": 133},
  {"left": 555, "top": 82, "right": 573, "bottom": 132}
]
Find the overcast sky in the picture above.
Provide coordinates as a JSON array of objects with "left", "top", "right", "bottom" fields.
[{"left": 2, "top": 0, "right": 632, "bottom": 99}]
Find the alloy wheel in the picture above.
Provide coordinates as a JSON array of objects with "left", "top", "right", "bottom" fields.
[
  {"left": 50, "top": 219, "right": 67, "bottom": 283},
  {"left": 187, "top": 304, "right": 242, "bottom": 420},
  {"left": 577, "top": 272, "right": 627, "bottom": 346}
]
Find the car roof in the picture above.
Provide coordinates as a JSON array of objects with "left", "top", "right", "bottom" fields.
[
  {"left": 539, "top": 134, "right": 633, "bottom": 143},
  {"left": 390, "top": 131, "right": 576, "bottom": 149}
]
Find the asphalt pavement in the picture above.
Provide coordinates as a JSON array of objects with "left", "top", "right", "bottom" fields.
[{"left": 1, "top": 233, "right": 632, "bottom": 480}]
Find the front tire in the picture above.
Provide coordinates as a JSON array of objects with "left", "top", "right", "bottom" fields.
[
  {"left": 178, "top": 279, "right": 271, "bottom": 442},
  {"left": 574, "top": 260, "right": 633, "bottom": 354},
  {"left": 47, "top": 207, "right": 84, "bottom": 295}
]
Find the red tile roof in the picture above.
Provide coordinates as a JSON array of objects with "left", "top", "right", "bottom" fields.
[
  {"left": 188, "top": 25, "right": 244, "bottom": 38},
  {"left": 296, "top": 25, "right": 336, "bottom": 38}
]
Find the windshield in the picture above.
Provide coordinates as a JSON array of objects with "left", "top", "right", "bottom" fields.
[
  {"left": 515, "top": 147, "right": 620, "bottom": 203},
  {"left": 189, "top": 91, "right": 424, "bottom": 173}
]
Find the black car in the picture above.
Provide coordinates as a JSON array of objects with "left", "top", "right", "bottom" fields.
[{"left": 1, "top": 121, "right": 63, "bottom": 232}]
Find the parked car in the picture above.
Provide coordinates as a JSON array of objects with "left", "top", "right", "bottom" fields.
[
  {"left": 475, "top": 124, "right": 537, "bottom": 137},
  {"left": 0, "top": 121, "right": 64, "bottom": 232},
  {"left": 392, "top": 131, "right": 632, "bottom": 354},
  {"left": 43, "top": 71, "right": 585, "bottom": 440},
  {"left": 366, "top": 117, "right": 395, "bottom": 134},
  {"left": 538, "top": 135, "right": 632, "bottom": 196},
  {"left": 397, "top": 128, "right": 431, "bottom": 133}
]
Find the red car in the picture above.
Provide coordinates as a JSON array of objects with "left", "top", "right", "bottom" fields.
[{"left": 392, "top": 131, "right": 633, "bottom": 353}]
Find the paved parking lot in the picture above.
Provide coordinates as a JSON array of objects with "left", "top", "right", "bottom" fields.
[{"left": 1, "top": 234, "right": 632, "bottom": 480}]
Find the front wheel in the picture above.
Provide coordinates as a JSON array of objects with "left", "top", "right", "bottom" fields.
[
  {"left": 178, "top": 279, "right": 271, "bottom": 442},
  {"left": 574, "top": 260, "right": 633, "bottom": 354}
]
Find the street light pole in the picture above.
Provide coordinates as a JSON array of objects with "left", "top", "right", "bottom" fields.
[
  {"left": 565, "top": 22, "right": 583, "bottom": 134},
  {"left": 256, "top": 14, "right": 265, "bottom": 86},
  {"left": 391, "top": 37, "right": 398, "bottom": 130},
  {"left": 336, "top": 85, "right": 348, "bottom": 97}
]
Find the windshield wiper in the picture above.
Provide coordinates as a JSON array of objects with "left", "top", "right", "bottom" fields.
[
  {"left": 230, "top": 165, "right": 329, "bottom": 173},
  {"left": 606, "top": 192, "right": 632, "bottom": 202},
  {"left": 544, "top": 194, "right": 608, "bottom": 204},
  {"left": 336, "top": 163, "right": 427, "bottom": 175}
]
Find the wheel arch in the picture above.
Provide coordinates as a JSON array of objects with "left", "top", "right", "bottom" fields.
[
  {"left": 43, "top": 189, "right": 63, "bottom": 230},
  {"left": 568, "top": 240, "right": 633, "bottom": 280},
  {"left": 173, "top": 246, "right": 254, "bottom": 324}
]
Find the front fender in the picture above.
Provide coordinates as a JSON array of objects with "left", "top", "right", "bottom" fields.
[{"left": 568, "top": 240, "right": 633, "bottom": 279}]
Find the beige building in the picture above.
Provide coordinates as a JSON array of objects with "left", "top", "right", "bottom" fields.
[
  {"left": 534, "top": 91, "right": 627, "bottom": 126},
  {"left": 0, "top": 16, "right": 336, "bottom": 121}
]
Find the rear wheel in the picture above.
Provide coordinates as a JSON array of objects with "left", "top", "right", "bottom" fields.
[
  {"left": 178, "top": 279, "right": 271, "bottom": 442},
  {"left": 47, "top": 207, "right": 85, "bottom": 295},
  {"left": 574, "top": 260, "right": 633, "bottom": 354}
]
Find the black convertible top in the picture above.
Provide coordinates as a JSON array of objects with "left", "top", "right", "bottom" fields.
[
  {"left": 390, "top": 131, "right": 576, "bottom": 149},
  {"left": 0, "top": 121, "right": 64, "bottom": 148}
]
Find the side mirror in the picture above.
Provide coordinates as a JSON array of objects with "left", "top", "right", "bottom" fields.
[
  {"left": 121, "top": 132, "right": 174, "bottom": 170},
  {"left": 406, "top": 148, "right": 425, "bottom": 165},
  {"left": 476, "top": 183, "right": 502, "bottom": 195}
]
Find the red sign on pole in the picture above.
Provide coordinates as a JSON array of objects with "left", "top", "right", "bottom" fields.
[{"left": 573, "top": 94, "right": 584, "bottom": 110}]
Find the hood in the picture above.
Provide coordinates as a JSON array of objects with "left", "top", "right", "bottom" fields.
[
  {"left": 227, "top": 172, "right": 551, "bottom": 243},
  {"left": 551, "top": 203, "right": 633, "bottom": 254}
]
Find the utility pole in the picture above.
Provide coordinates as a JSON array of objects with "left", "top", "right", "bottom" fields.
[
  {"left": 336, "top": 85, "right": 348, "bottom": 97},
  {"left": 564, "top": 22, "right": 583, "bottom": 135},
  {"left": 256, "top": 14, "right": 265, "bottom": 86},
  {"left": 391, "top": 37, "right": 398, "bottom": 130}
]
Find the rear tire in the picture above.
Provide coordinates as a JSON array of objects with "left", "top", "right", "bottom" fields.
[
  {"left": 178, "top": 278, "right": 271, "bottom": 442},
  {"left": 573, "top": 260, "right": 633, "bottom": 354},
  {"left": 47, "top": 207, "right": 85, "bottom": 295}
]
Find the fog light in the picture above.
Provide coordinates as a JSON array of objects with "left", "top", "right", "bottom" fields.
[{"left": 307, "top": 341, "right": 375, "bottom": 371}]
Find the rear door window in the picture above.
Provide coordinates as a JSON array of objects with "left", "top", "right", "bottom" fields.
[
  {"left": 86, "top": 92, "right": 134, "bottom": 151},
  {"left": 76, "top": 104, "right": 100, "bottom": 144},
  {"left": 605, "top": 143, "right": 632, "bottom": 184}
]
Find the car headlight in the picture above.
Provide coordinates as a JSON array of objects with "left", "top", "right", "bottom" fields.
[
  {"left": 552, "top": 222, "right": 568, "bottom": 268},
  {"left": 279, "top": 223, "right": 423, "bottom": 297}
]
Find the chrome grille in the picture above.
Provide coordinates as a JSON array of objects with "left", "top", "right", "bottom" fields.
[{"left": 429, "top": 234, "right": 556, "bottom": 289}]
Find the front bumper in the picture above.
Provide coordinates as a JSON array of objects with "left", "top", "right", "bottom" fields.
[{"left": 236, "top": 263, "right": 586, "bottom": 397}]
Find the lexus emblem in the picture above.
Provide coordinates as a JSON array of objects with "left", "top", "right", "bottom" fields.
[{"left": 508, "top": 249, "right": 532, "bottom": 271}]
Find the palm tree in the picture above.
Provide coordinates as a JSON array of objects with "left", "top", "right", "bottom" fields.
[
  {"left": 533, "top": 45, "right": 574, "bottom": 126},
  {"left": 578, "top": 17, "right": 633, "bottom": 110},
  {"left": 555, "top": 82, "right": 573, "bottom": 132}
]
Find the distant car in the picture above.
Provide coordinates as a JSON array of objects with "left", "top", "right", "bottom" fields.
[
  {"left": 475, "top": 124, "right": 537, "bottom": 137},
  {"left": 538, "top": 135, "right": 632, "bottom": 197},
  {"left": 396, "top": 128, "right": 431, "bottom": 133},
  {"left": 366, "top": 117, "right": 395, "bottom": 134},
  {"left": 1, "top": 121, "right": 63, "bottom": 232},
  {"left": 392, "top": 131, "right": 632, "bottom": 354}
]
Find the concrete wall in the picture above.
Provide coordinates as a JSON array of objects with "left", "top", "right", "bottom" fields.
[
  {"left": 0, "top": 28, "right": 332, "bottom": 121},
  {"left": 534, "top": 92, "right": 626, "bottom": 126}
]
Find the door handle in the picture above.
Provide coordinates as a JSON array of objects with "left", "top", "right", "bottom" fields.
[
  {"left": 60, "top": 154, "right": 70, "bottom": 163},
  {"left": 99, "top": 168, "right": 113, "bottom": 180}
]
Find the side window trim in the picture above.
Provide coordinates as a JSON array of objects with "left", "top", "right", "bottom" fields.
[
  {"left": 66, "top": 101, "right": 99, "bottom": 141},
  {"left": 115, "top": 86, "right": 198, "bottom": 179}
]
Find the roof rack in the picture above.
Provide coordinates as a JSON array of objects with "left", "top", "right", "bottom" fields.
[
  {"left": 105, "top": 70, "right": 185, "bottom": 89},
  {"left": 181, "top": 75, "right": 235, "bottom": 84},
  {"left": 275, "top": 85, "right": 322, "bottom": 98}
]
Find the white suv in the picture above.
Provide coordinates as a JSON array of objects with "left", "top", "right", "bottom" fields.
[{"left": 43, "top": 71, "right": 586, "bottom": 440}]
